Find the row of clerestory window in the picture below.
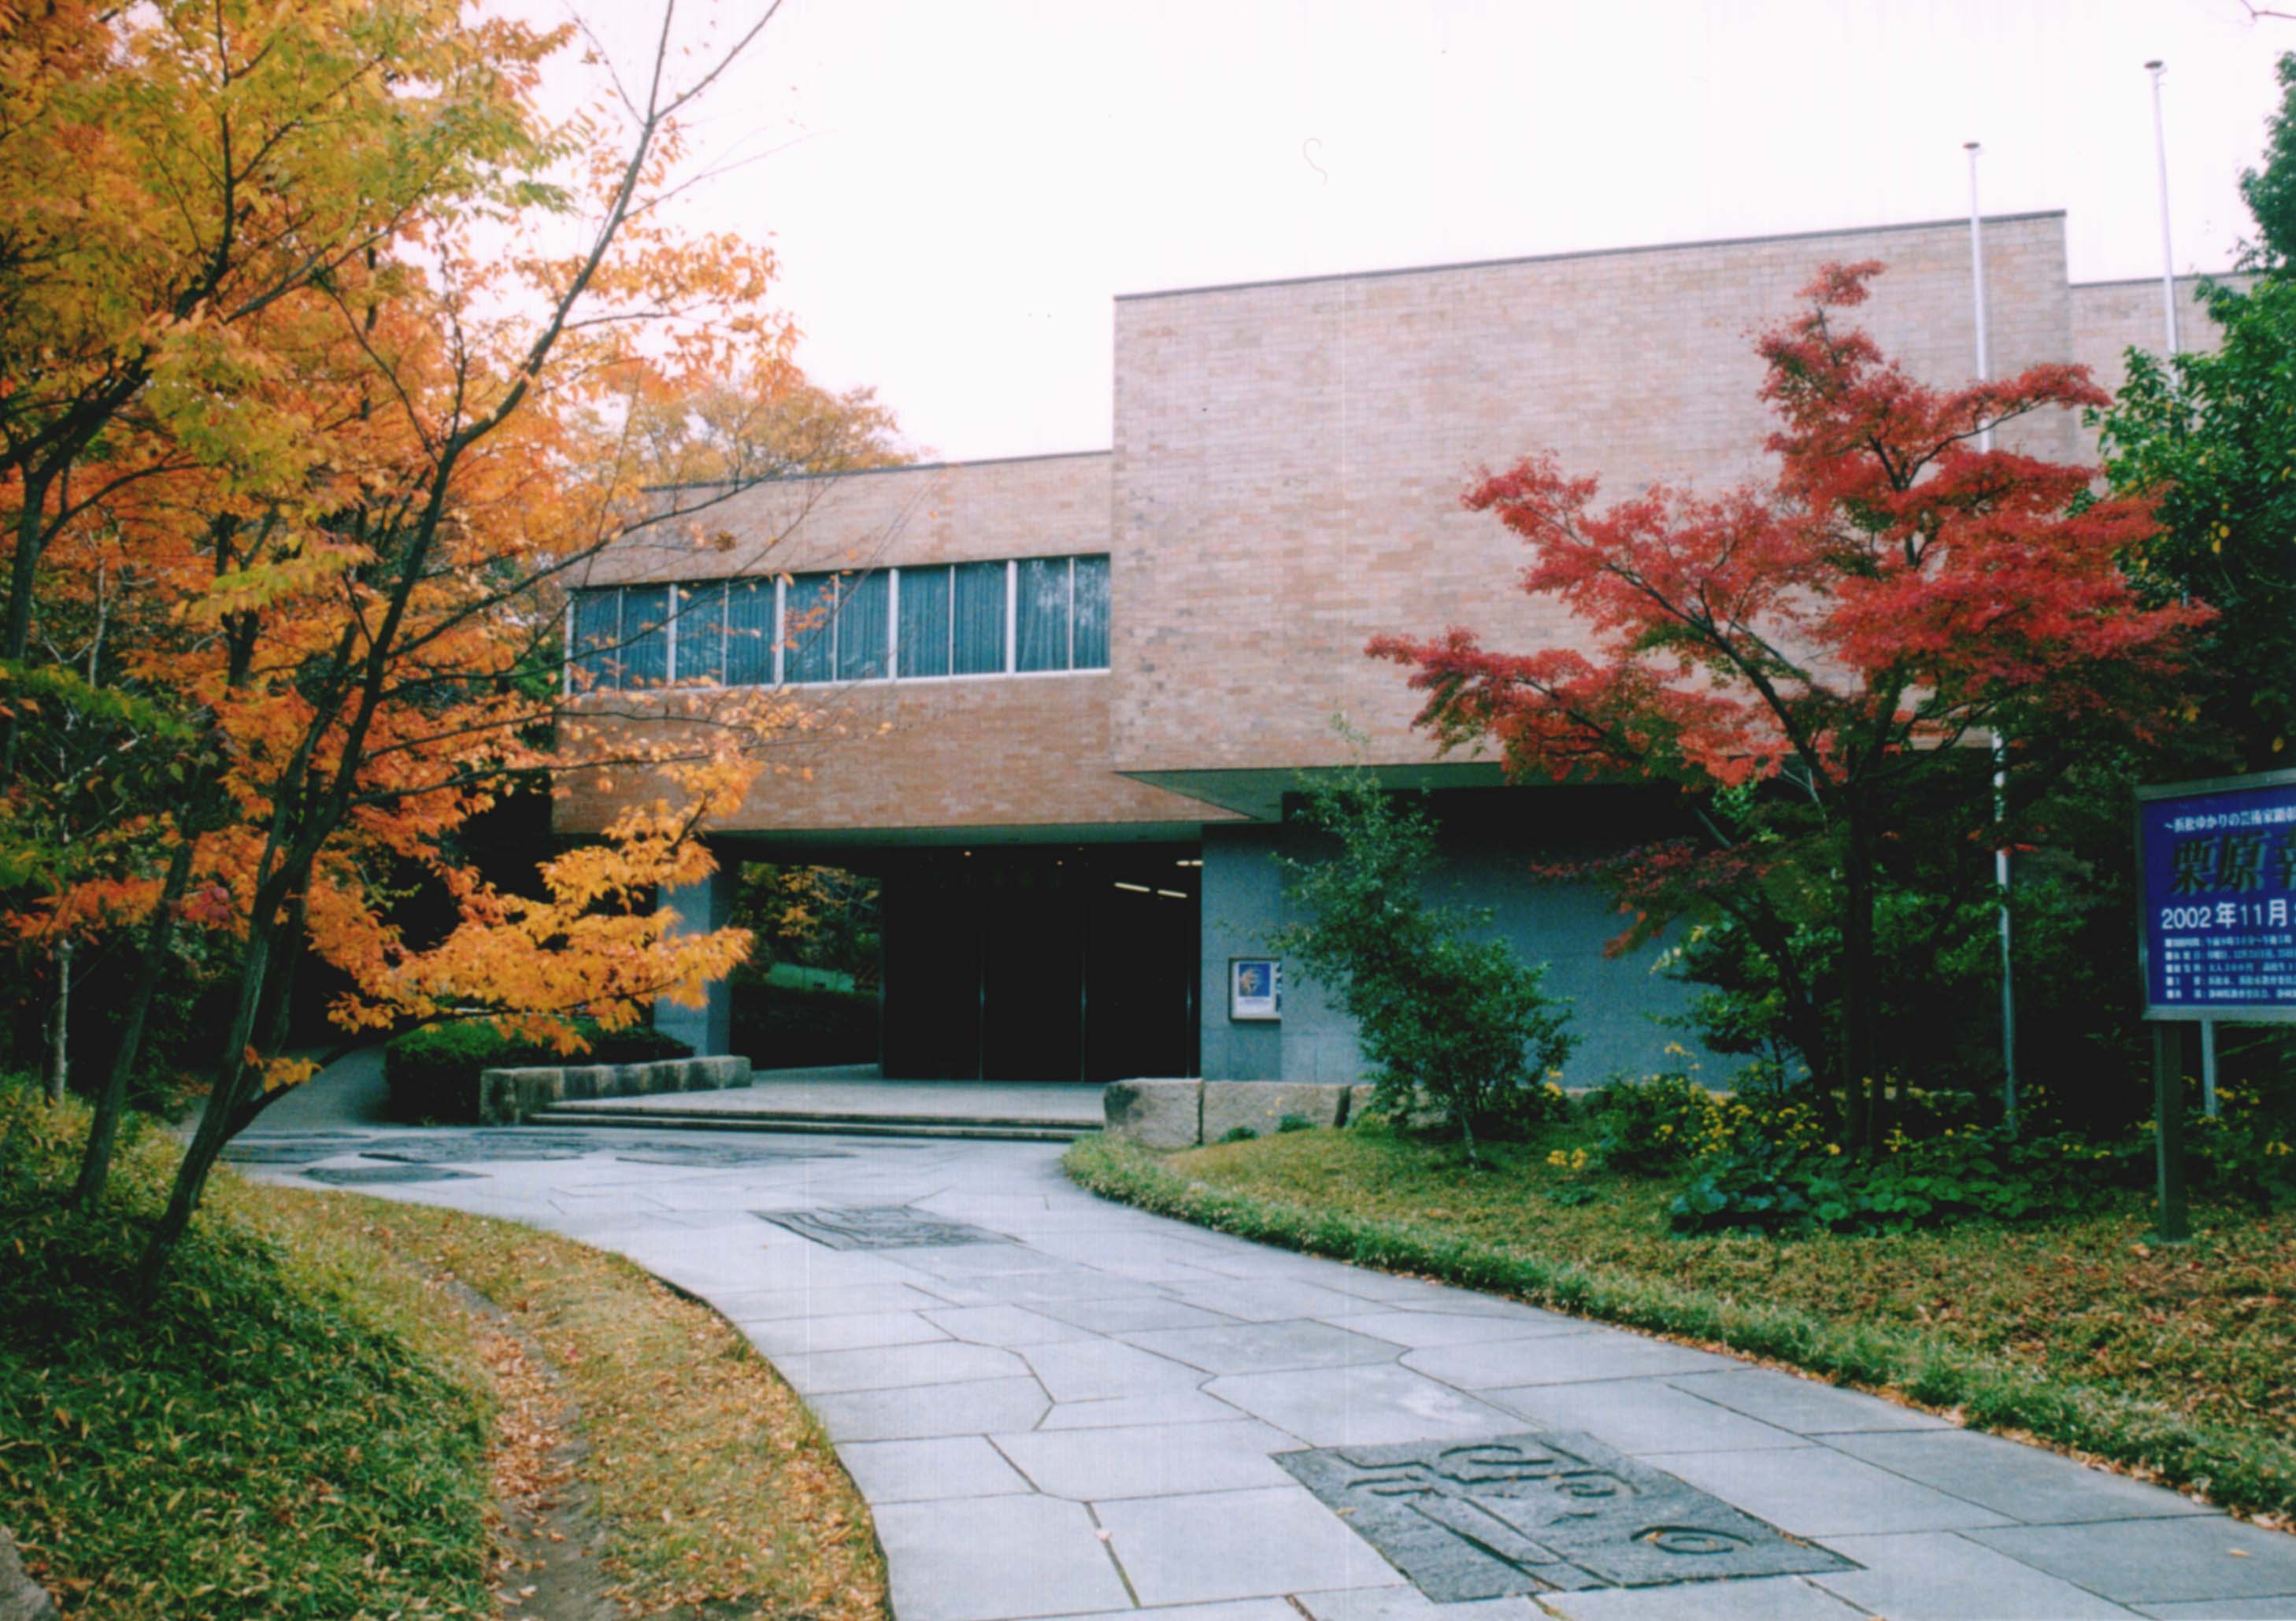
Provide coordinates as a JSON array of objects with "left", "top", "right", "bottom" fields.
[{"left": 568, "top": 554, "right": 1110, "bottom": 690}]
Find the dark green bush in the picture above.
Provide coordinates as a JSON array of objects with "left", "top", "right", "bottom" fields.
[
  {"left": 2070, "top": 1098, "right": 2296, "bottom": 1211},
  {"left": 729, "top": 979, "right": 878, "bottom": 1070},
  {"left": 1585, "top": 1072, "right": 1716, "bottom": 1174},
  {"left": 382, "top": 1019, "right": 692, "bottom": 1122},
  {"left": 1276, "top": 766, "right": 1576, "bottom": 1153},
  {"left": 1668, "top": 1123, "right": 2111, "bottom": 1237},
  {"left": 2187, "top": 1105, "right": 2296, "bottom": 1207}
]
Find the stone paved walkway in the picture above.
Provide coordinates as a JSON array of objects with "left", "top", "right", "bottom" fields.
[{"left": 235, "top": 1127, "right": 2296, "bottom": 1621}]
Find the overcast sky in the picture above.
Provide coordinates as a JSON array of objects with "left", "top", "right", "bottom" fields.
[{"left": 602, "top": 0, "right": 2296, "bottom": 462}]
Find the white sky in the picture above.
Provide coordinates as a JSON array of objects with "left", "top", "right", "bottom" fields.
[{"left": 580, "top": 0, "right": 2296, "bottom": 462}]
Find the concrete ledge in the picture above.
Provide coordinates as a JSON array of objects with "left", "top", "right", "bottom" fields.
[
  {"left": 479, "top": 1054, "right": 750, "bottom": 1126},
  {"left": 1102, "top": 1079, "right": 1202, "bottom": 1149},
  {"left": 1104, "top": 1079, "right": 1360, "bottom": 1149},
  {"left": 1202, "top": 1081, "right": 1348, "bottom": 1142}
]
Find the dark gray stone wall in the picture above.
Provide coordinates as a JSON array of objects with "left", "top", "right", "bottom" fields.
[
  {"left": 654, "top": 859, "right": 735, "bottom": 1057},
  {"left": 1197, "top": 793, "right": 1720, "bottom": 1086}
]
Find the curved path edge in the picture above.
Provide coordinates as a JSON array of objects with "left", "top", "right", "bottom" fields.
[{"left": 239, "top": 1126, "right": 2296, "bottom": 1621}]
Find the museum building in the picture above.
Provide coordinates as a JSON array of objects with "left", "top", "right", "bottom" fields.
[{"left": 557, "top": 209, "right": 2218, "bottom": 1085}]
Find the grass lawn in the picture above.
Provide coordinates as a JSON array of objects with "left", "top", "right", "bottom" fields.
[
  {"left": 1066, "top": 1126, "right": 2296, "bottom": 1526},
  {"left": 0, "top": 1088, "right": 885, "bottom": 1620}
]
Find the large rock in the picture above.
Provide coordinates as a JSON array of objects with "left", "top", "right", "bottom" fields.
[
  {"left": 1201, "top": 1082, "right": 1348, "bottom": 1142},
  {"left": 1102, "top": 1079, "right": 1202, "bottom": 1149},
  {"left": 0, "top": 1527, "right": 58, "bottom": 1621}
]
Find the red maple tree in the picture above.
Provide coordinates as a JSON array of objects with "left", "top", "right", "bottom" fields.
[{"left": 1372, "top": 262, "right": 2205, "bottom": 1153}]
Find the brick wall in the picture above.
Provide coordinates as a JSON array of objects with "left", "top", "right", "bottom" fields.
[
  {"left": 554, "top": 674, "right": 1228, "bottom": 837},
  {"left": 550, "top": 451, "right": 1226, "bottom": 838},
  {"left": 560, "top": 211, "right": 2213, "bottom": 841},
  {"left": 1109, "top": 213, "right": 2076, "bottom": 779},
  {"left": 578, "top": 450, "right": 1112, "bottom": 587},
  {"left": 2069, "top": 272, "right": 2242, "bottom": 429}
]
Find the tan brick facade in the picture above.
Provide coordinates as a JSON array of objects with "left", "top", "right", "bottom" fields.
[
  {"left": 554, "top": 453, "right": 1227, "bottom": 838},
  {"left": 2071, "top": 272, "right": 2241, "bottom": 426},
  {"left": 1109, "top": 213, "right": 2077, "bottom": 780},
  {"left": 558, "top": 211, "right": 2223, "bottom": 842}
]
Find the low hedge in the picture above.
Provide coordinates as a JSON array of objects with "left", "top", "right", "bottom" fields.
[
  {"left": 731, "top": 979, "right": 877, "bottom": 1071},
  {"left": 382, "top": 1020, "right": 692, "bottom": 1123}
]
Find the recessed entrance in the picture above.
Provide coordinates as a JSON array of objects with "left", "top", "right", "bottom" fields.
[{"left": 880, "top": 845, "right": 1200, "bottom": 1081}]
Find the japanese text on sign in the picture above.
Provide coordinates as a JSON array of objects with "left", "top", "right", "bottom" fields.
[{"left": 2138, "top": 771, "right": 2296, "bottom": 1022}]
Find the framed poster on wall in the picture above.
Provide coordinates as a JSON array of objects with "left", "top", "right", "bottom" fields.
[{"left": 1229, "top": 957, "right": 1281, "bottom": 1022}]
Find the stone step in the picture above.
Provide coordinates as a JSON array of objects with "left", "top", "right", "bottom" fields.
[{"left": 524, "top": 1105, "right": 1098, "bottom": 1143}]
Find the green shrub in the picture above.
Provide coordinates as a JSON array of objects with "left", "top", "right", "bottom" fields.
[
  {"left": 1668, "top": 1123, "right": 2115, "bottom": 1237},
  {"left": 2187, "top": 1095, "right": 2296, "bottom": 1207},
  {"left": 1585, "top": 1072, "right": 1716, "bottom": 1174},
  {"left": 730, "top": 979, "right": 878, "bottom": 1070},
  {"left": 382, "top": 1018, "right": 692, "bottom": 1122},
  {"left": 1276, "top": 765, "right": 1576, "bottom": 1153},
  {"left": 1219, "top": 1126, "right": 1260, "bottom": 1144},
  {"left": 1276, "top": 1112, "right": 1313, "bottom": 1134}
]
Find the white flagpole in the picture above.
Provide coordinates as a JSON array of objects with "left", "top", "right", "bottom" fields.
[{"left": 1967, "top": 141, "right": 2018, "bottom": 1134}]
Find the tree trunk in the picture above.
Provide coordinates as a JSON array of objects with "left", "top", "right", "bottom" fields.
[
  {"left": 41, "top": 942, "right": 69, "bottom": 1105},
  {"left": 0, "top": 466, "right": 54, "bottom": 781},
  {"left": 74, "top": 835, "right": 195, "bottom": 1208},
  {"left": 1840, "top": 799, "right": 1883, "bottom": 1157},
  {"left": 134, "top": 923, "right": 275, "bottom": 1295}
]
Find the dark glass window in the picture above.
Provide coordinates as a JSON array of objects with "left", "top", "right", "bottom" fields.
[
  {"left": 1072, "top": 556, "right": 1109, "bottom": 669},
  {"left": 838, "top": 571, "right": 891, "bottom": 682},
  {"left": 673, "top": 580, "right": 725, "bottom": 684},
  {"left": 572, "top": 588, "right": 619, "bottom": 690},
  {"left": 897, "top": 566, "right": 950, "bottom": 679},
  {"left": 952, "top": 561, "right": 1007, "bottom": 675},
  {"left": 620, "top": 585, "right": 669, "bottom": 687},
  {"left": 575, "top": 555, "right": 1105, "bottom": 693},
  {"left": 785, "top": 572, "right": 837, "bottom": 684},
  {"left": 1016, "top": 556, "right": 1072, "bottom": 672},
  {"left": 724, "top": 578, "right": 775, "bottom": 686}
]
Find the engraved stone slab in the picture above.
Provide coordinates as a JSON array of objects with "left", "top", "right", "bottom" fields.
[
  {"left": 347, "top": 1131, "right": 842, "bottom": 1168},
  {"left": 755, "top": 1206, "right": 1012, "bottom": 1251},
  {"left": 1276, "top": 1430, "right": 1853, "bottom": 1601},
  {"left": 222, "top": 1134, "right": 373, "bottom": 1164},
  {"left": 355, "top": 1132, "right": 588, "bottom": 1164},
  {"left": 610, "top": 1140, "right": 847, "bottom": 1168},
  {"left": 304, "top": 1164, "right": 483, "bottom": 1185}
]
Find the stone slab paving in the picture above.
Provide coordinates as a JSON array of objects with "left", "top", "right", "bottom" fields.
[{"left": 233, "top": 1126, "right": 2296, "bottom": 1620}]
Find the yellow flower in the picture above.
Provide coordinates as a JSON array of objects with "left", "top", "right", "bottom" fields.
[{"left": 1825, "top": 1143, "right": 1842, "bottom": 1156}]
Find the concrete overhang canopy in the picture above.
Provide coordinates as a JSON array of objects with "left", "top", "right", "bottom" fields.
[{"left": 1118, "top": 761, "right": 1512, "bottom": 821}]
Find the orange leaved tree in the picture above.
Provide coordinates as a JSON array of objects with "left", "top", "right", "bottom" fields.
[{"left": 0, "top": 0, "right": 877, "bottom": 1286}]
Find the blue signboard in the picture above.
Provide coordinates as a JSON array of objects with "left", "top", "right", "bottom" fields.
[{"left": 2136, "top": 768, "right": 2296, "bottom": 1022}]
